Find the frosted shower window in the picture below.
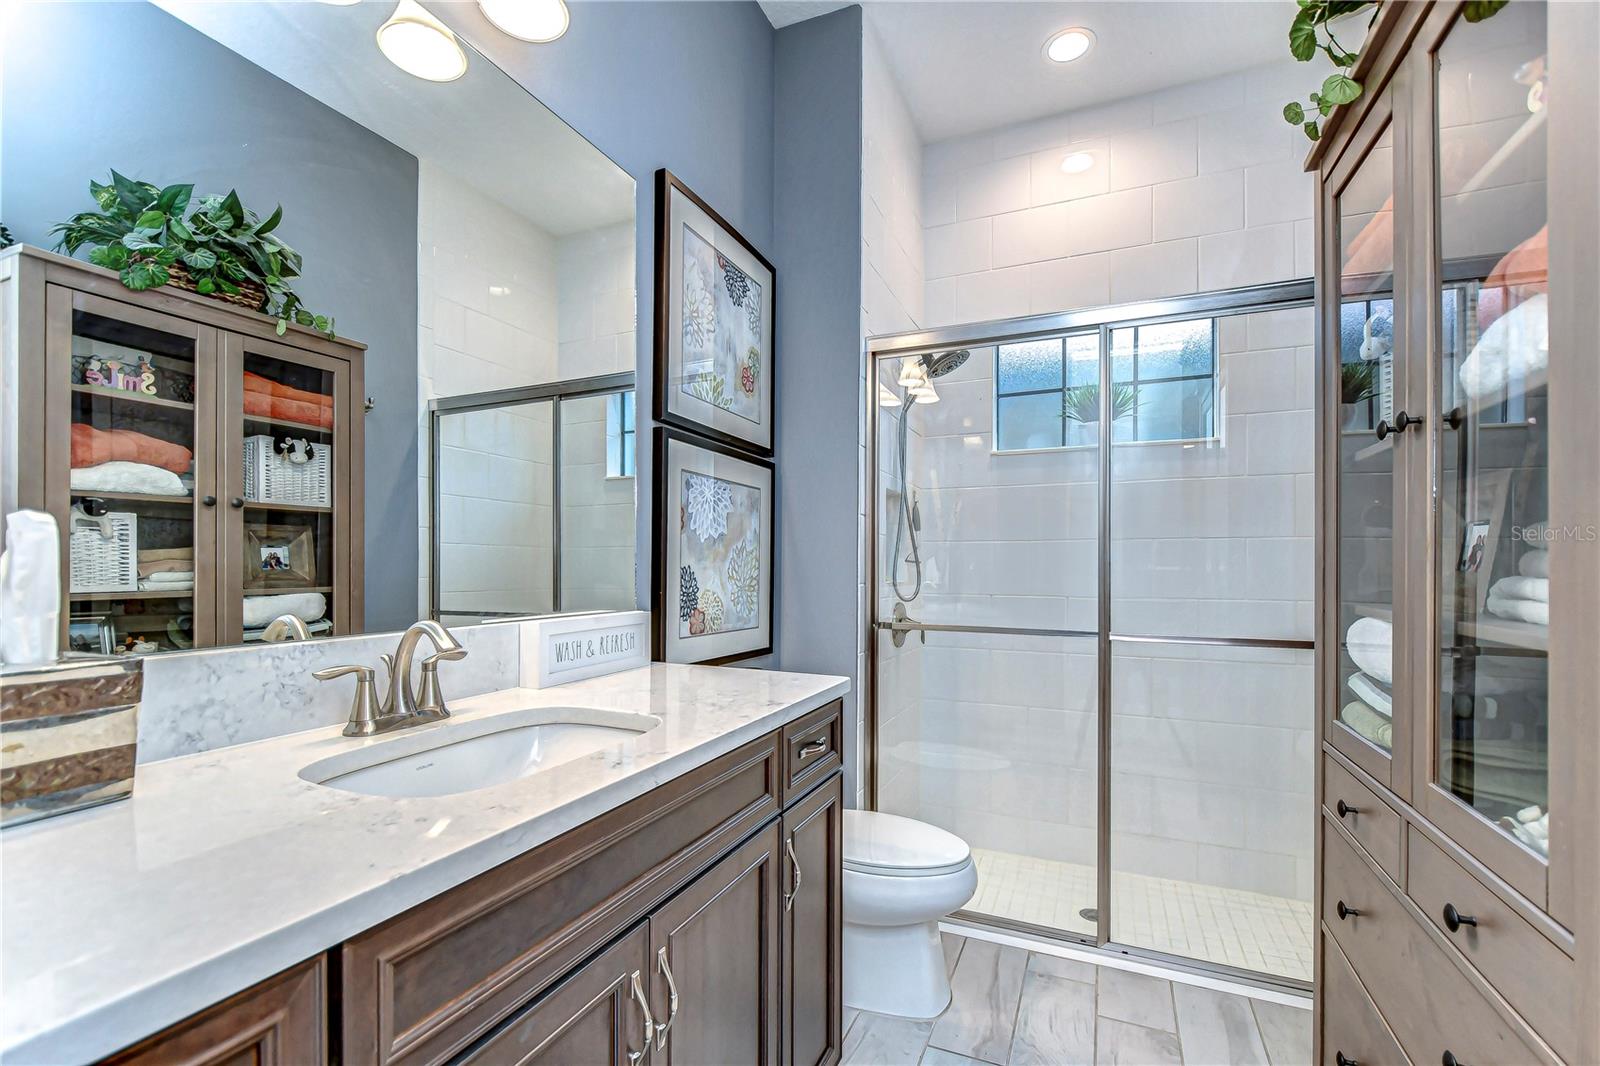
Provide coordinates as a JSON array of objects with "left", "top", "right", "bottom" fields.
[
  {"left": 1108, "top": 317, "right": 1217, "bottom": 443},
  {"left": 994, "top": 333, "right": 1098, "bottom": 450}
]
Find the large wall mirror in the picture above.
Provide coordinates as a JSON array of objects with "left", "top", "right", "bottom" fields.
[{"left": 0, "top": 1, "right": 638, "bottom": 656}]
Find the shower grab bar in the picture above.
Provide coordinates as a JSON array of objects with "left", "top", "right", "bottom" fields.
[{"left": 874, "top": 619, "right": 1314, "bottom": 651}]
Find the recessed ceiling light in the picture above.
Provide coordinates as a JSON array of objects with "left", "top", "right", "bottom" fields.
[
  {"left": 478, "top": 0, "right": 570, "bottom": 43},
  {"left": 1044, "top": 27, "right": 1095, "bottom": 64},
  {"left": 1060, "top": 151, "right": 1096, "bottom": 175},
  {"left": 377, "top": 0, "right": 468, "bottom": 83}
]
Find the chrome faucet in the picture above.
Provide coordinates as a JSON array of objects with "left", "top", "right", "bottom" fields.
[{"left": 314, "top": 619, "right": 468, "bottom": 737}]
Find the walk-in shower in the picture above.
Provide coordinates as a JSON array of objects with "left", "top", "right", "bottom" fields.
[{"left": 868, "top": 281, "right": 1317, "bottom": 988}]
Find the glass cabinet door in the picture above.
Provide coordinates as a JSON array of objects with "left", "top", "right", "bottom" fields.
[
  {"left": 1329, "top": 105, "right": 1406, "bottom": 789},
  {"left": 221, "top": 333, "right": 352, "bottom": 644},
  {"left": 1426, "top": 1, "right": 1552, "bottom": 898},
  {"left": 52, "top": 288, "right": 217, "bottom": 655}
]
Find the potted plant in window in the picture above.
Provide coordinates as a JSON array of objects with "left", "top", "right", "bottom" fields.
[
  {"left": 50, "top": 171, "right": 333, "bottom": 337},
  {"left": 1061, "top": 382, "right": 1138, "bottom": 437}
]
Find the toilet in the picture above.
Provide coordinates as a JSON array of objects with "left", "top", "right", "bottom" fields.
[{"left": 842, "top": 810, "right": 977, "bottom": 1018}]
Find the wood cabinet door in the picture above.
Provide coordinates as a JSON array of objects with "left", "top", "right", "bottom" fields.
[
  {"left": 649, "top": 822, "right": 781, "bottom": 1066},
  {"left": 458, "top": 923, "right": 654, "bottom": 1066},
  {"left": 782, "top": 774, "right": 842, "bottom": 1066}
]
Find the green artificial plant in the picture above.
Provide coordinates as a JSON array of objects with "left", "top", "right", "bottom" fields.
[
  {"left": 51, "top": 171, "right": 333, "bottom": 337},
  {"left": 1061, "top": 382, "right": 1139, "bottom": 426},
  {"left": 1283, "top": 0, "right": 1508, "bottom": 142}
]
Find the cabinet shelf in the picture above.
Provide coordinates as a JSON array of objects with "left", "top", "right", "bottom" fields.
[
  {"left": 243, "top": 413, "right": 333, "bottom": 437},
  {"left": 1458, "top": 616, "right": 1549, "bottom": 653},
  {"left": 242, "top": 499, "right": 332, "bottom": 514},
  {"left": 70, "top": 588, "right": 195, "bottom": 601},
  {"left": 70, "top": 489, "right": 193, "bottom": 507},
  {"left": 244, "top": 585, "right": 333, "bottom": 596},
  {"left": 71, "top": 383, "right": 195, "bottom": 411}
]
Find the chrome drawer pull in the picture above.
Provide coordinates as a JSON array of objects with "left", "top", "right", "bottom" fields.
[
  {"left": 1336, "top": 798, "right": 1361, "bottom": 818},
  {"left": 655, "top": 946, "right": 680, "bottom": 1050},
  {"left": 1442, "top": 903, "right": 1477, "bottom": 932},
  {"left": 784, "top": 835, "right": 803, "bottom": 912},
  {"left": 628, "top": 969, "right": 654, "bottom": 1065},
  {"left": 797, "top": 738, "right": 828, "bottom": 760},
  {"left": 1336, "top": 900, "right": 1363, "bottom": 920},
  {"left": 1336, "top": 1053, "right": 1360, "bottom": 1066}
]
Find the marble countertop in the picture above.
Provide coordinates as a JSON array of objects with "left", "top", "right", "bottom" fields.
[{"left": 0, "top": 663, "right": 849, "bottom": 1064}]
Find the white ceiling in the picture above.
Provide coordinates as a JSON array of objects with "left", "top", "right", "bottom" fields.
[
  {"left": 156, "top": 1, "right": 634, "bottom": 236},
  {"left": 761, "top": 1, "right": 1296, "bottom": 143}
]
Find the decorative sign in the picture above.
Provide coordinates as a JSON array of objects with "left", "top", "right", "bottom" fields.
[{"left": 522, "top": 611, "right": 650, "bottom": 689}]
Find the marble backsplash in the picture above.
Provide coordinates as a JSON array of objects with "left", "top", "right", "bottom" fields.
[{"left": 137, "top": 622, "right": 522, "bottom": 763}]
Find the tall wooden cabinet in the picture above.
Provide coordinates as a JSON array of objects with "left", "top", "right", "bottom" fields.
[
  {"left": 1311, "top": 2, "right": 1599, "bottom": 1063},
  {"left": 1, "top": 245, "right": 365, "bottom": 652}
]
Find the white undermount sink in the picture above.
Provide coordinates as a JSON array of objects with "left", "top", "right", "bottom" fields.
[{"left": 298, "top": 706, "right": 660, "bottom": 798}]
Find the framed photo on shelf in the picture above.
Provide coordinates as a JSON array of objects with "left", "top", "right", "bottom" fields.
[
  {"left": 652, "top": 427, "right": 773, "bottom": 664},
  {"left": 244, "top": 523, "right": 316, "bottom": 589},
  {"left": 67, "top": 612, "right": 116, "bottom": 656},
  {"left": 654, "top": 169, "right": 775, "bottom": 456}
]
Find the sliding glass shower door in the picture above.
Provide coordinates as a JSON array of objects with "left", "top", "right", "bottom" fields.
[{"left": 870, "top": 286, "right": 1317, "bottom": 987}]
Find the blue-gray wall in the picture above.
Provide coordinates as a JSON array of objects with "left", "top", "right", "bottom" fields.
[
  {"left": 1, "top": 1, "right": 420, "bottom": 633},
  {"left": 773, "top": 7, "right": 865, "bottom": 797}
]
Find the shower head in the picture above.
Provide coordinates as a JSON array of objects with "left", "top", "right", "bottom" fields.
[{"left": 920, "top": 349, "right": 970, "bottom": 378}]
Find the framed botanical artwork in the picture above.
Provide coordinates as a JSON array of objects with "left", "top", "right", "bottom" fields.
[
  {"left": 654, "top": 169, "right": 775, "bottom": 456},
  {"left": 653, "top": 427, "right": 773, "bottom": 664}
]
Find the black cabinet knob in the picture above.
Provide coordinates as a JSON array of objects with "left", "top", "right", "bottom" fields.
[
  {"left": 230, "top": 497, "right": 245, "bottom": 509},
  {"left": 1442, "top": 903, "right": 1477, "bottom": 932},
  {"left": 1337, "top": 799, "right": 1361, "bottom": 818},
  {"left": 201, "top": 495, "right": 217, "bottom": 507},
  {"left": 1336, "top": 900, "right": 1363, "bottom": 920},
  {"left": 1336, "top": 1053, "right": 1360, "bottom": 1066},
  {"left": 1442, "top": 1051, "right": 1462, "bottom": 1066},
  {"left": 1375, "top": 410, "right": 1423, "bottom": 440},
  {"left": 1445, "top": 406, "right": 1464, "bottom": 430}
]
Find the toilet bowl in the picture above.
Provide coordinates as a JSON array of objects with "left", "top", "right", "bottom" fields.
[{"left": 842, "top": 810, "right": 977, "bottom": 1019}]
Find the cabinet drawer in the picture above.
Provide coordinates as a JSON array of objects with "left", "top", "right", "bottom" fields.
[
  {"left": 1321, "top": 816, "right": 1546, "bottom": 1066},
  {"left": 1405, "top": 826, "right": 1573, "bottom": 1060},
  {"left": 1320, "top": 931, "right": 1408, "bottom": 1066},
  {"left": 782, "top": 700, "right": 842, "bottom": 802},
  {"left": 1323, "top": 753, "right": 1401, "bottom": 881}
]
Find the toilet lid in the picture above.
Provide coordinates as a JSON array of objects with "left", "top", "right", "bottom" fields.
[{"left": 843, "top": 810, "right": 972, "bottom": 877}]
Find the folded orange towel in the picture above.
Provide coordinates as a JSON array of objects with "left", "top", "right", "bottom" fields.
[
  {"left": 71, "top": 423, "right": 193, "bottom": 473},
  {"left": 1478, "top": 225, "right": 1548, "bottom": 332},
  {"left": 243, "top": 371, "right": 333, "bottom": 428}
]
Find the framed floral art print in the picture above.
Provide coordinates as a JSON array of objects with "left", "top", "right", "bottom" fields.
[
  {"left": 652, "top": 427, "right": 773, "bottom": 664},
  {"left": 654, "top": 169, "right": 775, "bottom": 456}
]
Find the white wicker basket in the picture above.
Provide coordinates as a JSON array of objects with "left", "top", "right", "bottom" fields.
[
  {"left": 243, "top": 435, "right": 332, "bottom": 507},
  {"left": 69, "top": 510, "right": 138, "bottom": 593}
]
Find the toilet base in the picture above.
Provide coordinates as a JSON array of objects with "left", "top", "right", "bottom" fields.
[{"left": 843, "top": 919, "right": 951, "bottom": 1019}]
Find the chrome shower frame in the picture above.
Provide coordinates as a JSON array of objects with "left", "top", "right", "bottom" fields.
[{"left": 864, "top": 278, "right": 1318, "bottom": 994}]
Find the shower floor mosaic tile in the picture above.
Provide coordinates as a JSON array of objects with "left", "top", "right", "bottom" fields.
[{"left": 968, "top": 849, "right": 1314, "bottom": 982}]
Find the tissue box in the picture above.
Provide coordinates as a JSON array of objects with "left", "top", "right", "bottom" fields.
[{"left": 0, "top": 657, "right": 141, "bottom": 828}]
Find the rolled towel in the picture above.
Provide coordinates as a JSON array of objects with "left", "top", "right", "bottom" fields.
[
  {"left": 1458, "top": 293, "right": 1548, "bottom": 402},
  {"left": 71, "top": 423, "right": 193, "bottom": 473},
  {"left": 1489, "top": 576, "right": 1548, "bottom": 603},
  {"left": 70, "top": 461, "right": 187, "bottom": 497},
  {"left": 1518, "top": 550, "right": 1549, "bottom": 578},
  {"left": 1340, "top": 700, "right": 1392, "bottom": 748},
  {"left": 1348, "top": 671, "right": 1392, "bottom": 716},
  {"left": 1486, "top": 594, "right": 1549, "bottom": 626},
  {"left": 242, "top": 591, "right": 326, "bottom": 628},
  {"left": 1345, "top": 616, "right": 1393, "bottom": 685}
]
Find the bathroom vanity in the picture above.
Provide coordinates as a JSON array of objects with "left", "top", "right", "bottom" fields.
[{"left": 0, "top": 666, "right": 848, "bottom": 1066}]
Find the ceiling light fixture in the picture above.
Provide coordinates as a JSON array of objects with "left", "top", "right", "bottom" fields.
[
  {"left": 1060, "top": 151, "right": 1096, "bottom": 175},
  {"left": 377, "top": 0, "right": 468, "bottom": 83},
  {"left": 477, "top": 0, "right": 570, "bottom": 43},
  {"left": 1044, "top": 27, "right": 1095, "bottom": 64}
]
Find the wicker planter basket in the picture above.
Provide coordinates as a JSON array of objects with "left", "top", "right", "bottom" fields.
[{"left": 162, "top": 261, "right": 267, "bottom": 312}]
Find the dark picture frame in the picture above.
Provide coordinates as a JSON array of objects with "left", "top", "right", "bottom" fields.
[
  {"left": 652, "top": 426, "right": 774, "bottom": 664},
  {"left": 653, "top": 169, "right": 776, "bottom": 457}
]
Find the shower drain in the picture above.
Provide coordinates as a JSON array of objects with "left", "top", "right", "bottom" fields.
[{"left": 1079, "top": 907, "right": 1099, "bottom": 923}]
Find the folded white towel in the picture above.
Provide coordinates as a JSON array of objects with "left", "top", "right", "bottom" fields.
[
  {"left": 70, "top": 461, "right": 188, "bottom": 497},
  {"left": 1459, "top": 293, "right": 1548, "bottom": 402},
  {"left": 1486, "top": 594, "right": 1549, "bottom": 626},
  {"left": 139, "top": 578, "right": 194, "bottom": 592},
  {"left": 1345, "top": 616, "right": 1393, "bottom": 685},
  {"left": 141, "top": 570, "right": 196, "bottom": 585},
  {"left": 242, "top": 592, "right": 326, "bottom": 628},
  {"left": 1518, "top": 550, "right": 1549, "bottom": 578},
  {"left": 1348, "top": 672, "right": 1392, "bottom": 716},
  {"left": 1489, "top": 576, "right": 1548, "bottom": 603}
]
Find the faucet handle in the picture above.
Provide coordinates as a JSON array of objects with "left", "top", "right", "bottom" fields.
[
  {"left": 414, "top": 647, "right": 466, "bottom": 720},
  {"left": 314, "top": 665, "right": 387, "bottom": 737},
  {"left": 424, "top": 647, "right": 468, "bottom": 665}
]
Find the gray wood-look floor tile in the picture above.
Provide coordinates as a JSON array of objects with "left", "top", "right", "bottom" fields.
[
  {"left": 1096, "top": 968, "right": 1177, "bottom": 1033},
  {"left": 1008, "top": 969, "right": 1096, "bottom": 1066},
  {"left": 927, "top": 939, "right": 1029, "bottom": 1064},
  {"left": 1250, "top": 1000, "right": 1313, "bottom": 1066},
  {"left": 1094, "top": 1017, "right": 1184, "bottom": 1065},
  {"left": 845, "top": 1006, "right": 862, "bottom": 1040},
  {"left": 843, "top": 1011, "right": 935, "bottom": 1065},
  {"left": 1024, "top": 951, "right": 1098, "bottom": 985},
  {"left": 943, "top": 932, "right": 967, "bottom": 976},
  {"left": 1172, "top": 984, "right": 1270, "bottom": 1065},
  {"left": 921, "top": 1047, "right": 989, "bottom": 1065}
]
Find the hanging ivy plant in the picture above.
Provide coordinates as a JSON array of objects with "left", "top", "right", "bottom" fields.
[{"left": 1283, "top": 0, "right": 1509, "bottom": 142}]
